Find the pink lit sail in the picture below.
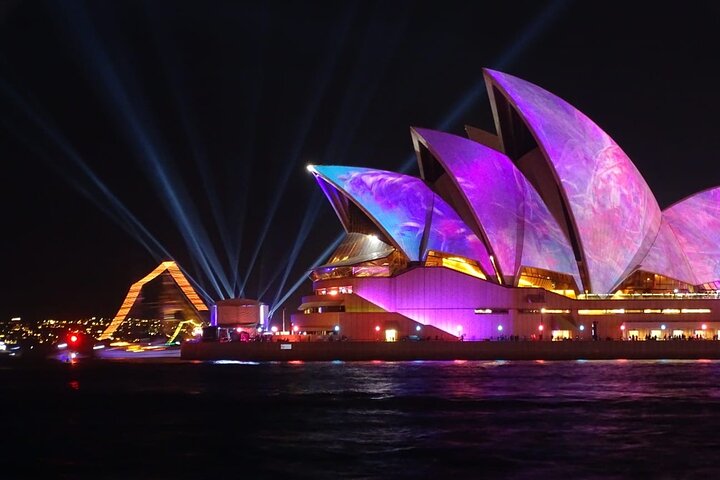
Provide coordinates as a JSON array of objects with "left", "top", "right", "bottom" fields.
[
  {"left": 663, "top": 187, "right": 720, "bottom": 285},
  {"left": 639, "top": 219, "right": 696, "bottom": 285},
  {"left": 412, "top": 128, "right": 580, "bottom": 287},
  {"left": 312, "top": 166, "right": 495, "bottom": 276},
  {"left": 485, "top": 69, "right": 661, "bottom": 293}
]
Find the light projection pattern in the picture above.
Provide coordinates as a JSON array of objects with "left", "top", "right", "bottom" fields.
[
  {"left": 639, "top": 219, "right": 697, "bottom": 285},
  {"left": 412, "top": 128, "right": 580, "bottom": 287},
  {"left": 663, "top": 187, "right": 720, "bottom": 285},
  {"left": 99, "top": 261, "right": 209, "bottom": 340},
  {"left": 312, "top": 166, "right": 495, "bottom": 277},
  {"left": 485, "top": 69, "right": 661, "bottom": 293}
]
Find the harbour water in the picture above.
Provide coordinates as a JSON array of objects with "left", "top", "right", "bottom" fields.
[{"left": 2, "top": 358, "right": 719, "bottom": 478}]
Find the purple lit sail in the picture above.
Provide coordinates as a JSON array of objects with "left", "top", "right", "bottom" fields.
[
  {"left": 412, "top": 128, "right": 580, "bottom": 287},
  {"left": 485, "top": 69, "right": 661, "bottom": 293},
  {"left": 663, "top": 187, "right": 720, "bottom": 285},
  {"left": 312, "top": 166, "right": 495, "bottom": 276},
  {"left": 639, "top": 219, "right": 696, "bottom": 285},
  {"left": 520, "top": 181, "right": 582, "bottom": 289}
]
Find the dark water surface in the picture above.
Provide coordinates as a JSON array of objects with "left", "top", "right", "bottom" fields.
[{"left": 2, "top": 358, "right": 719, "bottom": 479}]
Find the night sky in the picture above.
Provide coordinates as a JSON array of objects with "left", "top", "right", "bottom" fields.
[{"left": 2, "top": 0, "right": 720, "bottom": 322}]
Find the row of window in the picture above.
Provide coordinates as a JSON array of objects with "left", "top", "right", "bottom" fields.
[{"left": 316, "top": 286, "right": 353, "bottom": 296}]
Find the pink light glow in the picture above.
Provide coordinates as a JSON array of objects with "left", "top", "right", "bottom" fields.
[{"left": 354, "top": 266, "right": 516, "bottom": 340}]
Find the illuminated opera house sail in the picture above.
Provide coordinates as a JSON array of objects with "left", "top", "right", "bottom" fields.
[{"left": 295, "top": 68, "right": 720, "bottom": 342}]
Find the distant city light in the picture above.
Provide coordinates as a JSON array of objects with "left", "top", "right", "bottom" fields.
[{"left": 213, "top": 360, "right": 260, "bottom": 365}]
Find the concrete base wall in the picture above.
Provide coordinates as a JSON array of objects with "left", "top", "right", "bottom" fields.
[{"left": 182, "top": 339, "right": 720, "bottom": 362}]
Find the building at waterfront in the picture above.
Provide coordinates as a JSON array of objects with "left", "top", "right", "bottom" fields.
[{"left": 295, "top": 69, "right": 720, "bottom": 342}]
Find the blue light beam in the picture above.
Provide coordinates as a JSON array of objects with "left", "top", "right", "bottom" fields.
[
  {"left": 269, "top": 232, "right": 344, "bottom": 318},
  {"left": 0, "top": 80, "right": 217, "bottom": 305},
  {"left": 239, "top": 2, "right": 357, "bottom": 295},
  {"left": 399, "top": 0, "right": 573, "bottom": 173},
  {"left": 54, "top": 2, "right": 234, "bottom": 299},
  {"left": 270, "top": 193, "right": 324, "bottom": 309}
]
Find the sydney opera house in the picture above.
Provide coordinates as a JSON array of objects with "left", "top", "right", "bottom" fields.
[{"left": 294, "top": 69, "right": 720, "bottom": 342}]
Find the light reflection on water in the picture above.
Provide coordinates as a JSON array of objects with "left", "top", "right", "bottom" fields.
[{"left": 2, "top": 359, "right": 720, "bottom": 478}]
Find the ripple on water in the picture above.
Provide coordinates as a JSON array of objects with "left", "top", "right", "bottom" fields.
[{"left": 1, "top": 359, "right": 719, "bottom": 478}]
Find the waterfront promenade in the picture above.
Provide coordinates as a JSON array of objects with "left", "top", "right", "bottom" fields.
[{"left": 182, "top": 339, "right": 720, "bottom": 362}]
